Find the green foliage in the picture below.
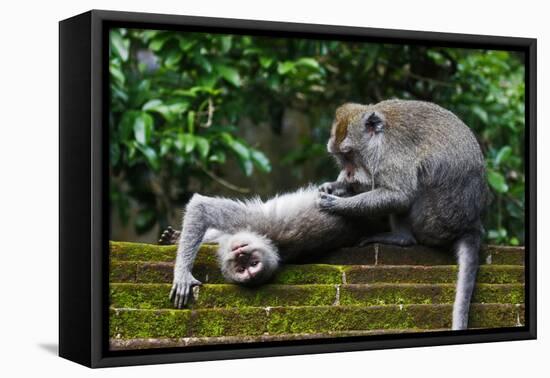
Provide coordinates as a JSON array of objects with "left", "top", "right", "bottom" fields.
[
  {"left": 110, "top": 29, "right": 274, "bottom": 233},
  {"left": 450, "top": 51, "right": 525, "bottom": 245},
  {"left": 109, "top": 28, "right": 525, "bottom": 245}
]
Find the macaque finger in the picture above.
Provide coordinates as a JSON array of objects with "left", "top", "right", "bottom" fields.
[
  {"left": 177, "top": 292, "right": 185, "bottom": 309},
  {"left": 183, "top": 285, "right": 190, "bottom": 306},
  {"left": 169, "top": 286, "right": 176, "bottom": 301},
  {"left": 176, "top": 286, "right": 185, "bottom": 308}
]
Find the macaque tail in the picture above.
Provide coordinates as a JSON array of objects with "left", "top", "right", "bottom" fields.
[{"left": 452, "top": 232, "right": 481, "bottom": 330}]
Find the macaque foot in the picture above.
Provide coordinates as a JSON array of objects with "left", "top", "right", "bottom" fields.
[
  {"left": 159, "top": 226, "right": 181, "bottom": 245},
  {"left": 359, "top": 232, "right": 417, "bottom": 247}
]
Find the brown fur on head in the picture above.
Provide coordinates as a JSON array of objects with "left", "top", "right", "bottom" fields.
[{"left": 331, "top": 103, "right": 367, "bottom": 149}]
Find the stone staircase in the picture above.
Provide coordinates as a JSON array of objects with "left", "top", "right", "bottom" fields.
[{"left": 109, "top": 241, "right": 525, "bottom": 350}]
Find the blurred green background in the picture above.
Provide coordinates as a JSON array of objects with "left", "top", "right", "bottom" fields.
[{"left": 109, "top": 28, "right": 525, "bottom": 246}]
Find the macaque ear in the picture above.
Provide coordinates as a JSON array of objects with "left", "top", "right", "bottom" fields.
[{"left": 364, "top": 111, "right": 385, "bottom": 133}]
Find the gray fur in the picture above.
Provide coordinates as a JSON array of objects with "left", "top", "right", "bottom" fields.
[
  {"left": 320, "top": 99, "right": 489, "bottom": 330},
  {"left": 170, "top": 186, "right": 371, "bottom": 308}
]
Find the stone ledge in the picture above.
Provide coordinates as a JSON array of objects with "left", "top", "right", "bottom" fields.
[
  {"left": 110, "top": 262, "right": 525, "bottom": 285},
  {"left": 110, "top": 241, "right": 525, "bottom": 266},
  {"left": 110, "top": 283, "right": 524, "bottom": 309},
  {"left": 109, "top": 328, "right": 444, "bottom": 350},
  {"left": 109, "top": 303, "right": 524, "bottom": 339}
]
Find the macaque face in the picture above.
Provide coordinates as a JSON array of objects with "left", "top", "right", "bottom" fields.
[
  {"left": 334, "top": 151, "right": 357, "bottom": 180},
  {"left": 218, "top": 231, "right": 280, "bottom": 286},
  {"left": 327, "top": 105, "right": 386, "bottom": 186}
]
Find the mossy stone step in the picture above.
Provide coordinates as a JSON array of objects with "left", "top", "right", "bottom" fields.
[
  {"left": 110, "top": 241, "right": 216, "bottom": 264},
  {"left": 109, "top": 328, "right": 444, "bottom": 350},
  {"left": 110, "top": 303, "right": 524, "bottom": 339},
  {"left": 110, "top": 261, "right": 525, "bottom": 285},
  {"left": 110, "top": 261, "right": 343, "bottom": 285},
  {"left": 110, "top": 241, "right": 524, "bottom": 266},
  {"left": 110, "top": 283, "right": 524, "bottom": 309},
  {"left": 313, "top": 244, "right": 525, "bottom": 265}
]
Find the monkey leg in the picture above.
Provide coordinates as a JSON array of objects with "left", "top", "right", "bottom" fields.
[
  {"left": 159, "top": 226, "right": 181, "bottom": 245},
  {"left": 358, "top": 232, "right": 417, "bottom": 247}
]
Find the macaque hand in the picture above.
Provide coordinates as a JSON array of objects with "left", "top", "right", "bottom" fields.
[
  {"left": 318, "top": 181, "right": 349, "bottom": 197},
  {"left": 169, "top": 272, "right": 202, "bottom": 308},
  {"left": 317, "top": 191, "right": 344, "bottom": 212}
]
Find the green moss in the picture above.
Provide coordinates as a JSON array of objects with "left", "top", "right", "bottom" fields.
[
  {"left": 108, "top": 240, "right": 525, "bottom": 341},
  {"left": 110, "top": 283, "right": 336, "bottom": 309},
  {"left": 271, "top": 264, "right": 343, "bottom": 284},
  {"left": 267, "top": 305, "right": 419, "bottom": 334},
  {"left": 110, "top": 241, "right": 177, "bottom": 262},
  {"left": 199, "top": 284, "right": 336, "bottom": 308},
  {"left": 110, "top": 282, "right": 524, "bottom": 310},
  {"left": 190, "top": 308, "right": 268, "bottom": 337},
  {"left": 110, "top": 262, "right": 137, "bottom": 282},
  {"left": 340, "top": 284, "right": 444, "bottom": 306},
  {"left": 135, "top": 262, "right": 173, "bottom": 283},
  {"left": 484, "top": 246, "right": 525, "bottom": 265},
  {"left": 468, "top": 303, "right": 523, "bottom": 328},
  {"left": 111, "top": 307, "right": 267, "bottom": 339},
  {"left": 109, "top": 242, "right": 524, "bottom": 267},
  {"left": 472, "top": 284, "right": 524, "bottom": 304},
  {"left": 191, "top": 264, "right": 226, "bottom": 283},
  {"left": 113, "top": 261, "right": 346, "bottom": 285},
  {"left": 110, "top": 304, "right": 523, "bottom": 338},
  {"left": 344, "top": 266, "right": 454, "bottom": 284},
  {"left": 134, "top": 262, "right": 225, "bottom": 284},
  {"left": 111, "top": 261, "right": 525, "bottom": 286},
  {"left": 338, "top": 283, "right": 523, "bottom": 306},
  {"left": 111, "top": 261, "right": 525, "bottom": 288},
  {"left": 344, "top": 265, "right": 524, "bottom": 284},
  {"left": 353, "top": 244, "right": 525, "bottom": 266},
  {"left": 110, "top": 308, "right": 192, "bottom": 338},
  {"left": 110, "top": 284, "right": 174, "bottom": 309},
  {"left": 477, "top": 265, "right": 525, "bottom": 284},
  {"left": 109, "top": 241, "right": 218, "bottom": 264}
]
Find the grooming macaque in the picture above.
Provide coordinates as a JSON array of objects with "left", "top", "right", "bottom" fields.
[
  {"left": 166, "top": 186, "right": 382, "bottom": 308},
  {"left": 318, "top": 99, "right": 489, "bottom": 330}
]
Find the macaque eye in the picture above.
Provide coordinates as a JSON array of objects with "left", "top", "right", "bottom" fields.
[
  {"left": 236, "top": 267, "right": 245, "bottom": 273},
  {"left": 250, "top": 261, "right": 258, "bottom": 267}
]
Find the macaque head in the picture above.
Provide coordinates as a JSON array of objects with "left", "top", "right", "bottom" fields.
[
  {"left": 327, "top": 103, "right": 386, "bottom": 181},
  {"left": 217, "top": 231, "right": 280, "bottom": 286}
]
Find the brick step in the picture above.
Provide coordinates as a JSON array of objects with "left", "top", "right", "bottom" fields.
[
  {"left": 111, "top": 262, "right": 525, "bottom": 285},
  {"left": 110, "top": 303, "right": 524, "bottom": 339},
  {"left": 109, "top": 329, "right": 445, "bottom": 350},
  {"left": 110, "top": 241, "right": 524, "bottom": 266},
  {"left": 110, "top": 283, "right": 524, "bottom": 309}
]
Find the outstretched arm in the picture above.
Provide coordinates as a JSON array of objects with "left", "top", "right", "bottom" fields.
[
  {"left": 318, "top": 187, "right": 412, "bottom": 217},
  {"left": 171, "top": 194, "right": 248, "bottom": 308}
]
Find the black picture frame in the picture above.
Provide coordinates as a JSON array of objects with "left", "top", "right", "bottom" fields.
[{"left": 59, "top": 9, "right": 537, "bottom": 368}]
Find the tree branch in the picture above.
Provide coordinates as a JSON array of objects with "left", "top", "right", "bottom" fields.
[{"left": 198, "top": 163, "right": 251, "bottom": 194}]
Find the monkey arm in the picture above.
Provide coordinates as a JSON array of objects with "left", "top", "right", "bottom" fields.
[
  {"left": 319, "top": 169, "right": 372, "bottom": 197},
  {"left": 318, "top": 187, "right": 412, "bottom": 217},
  {"left": 171, "top": 194, "right": 248, "bottom": 308}
]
